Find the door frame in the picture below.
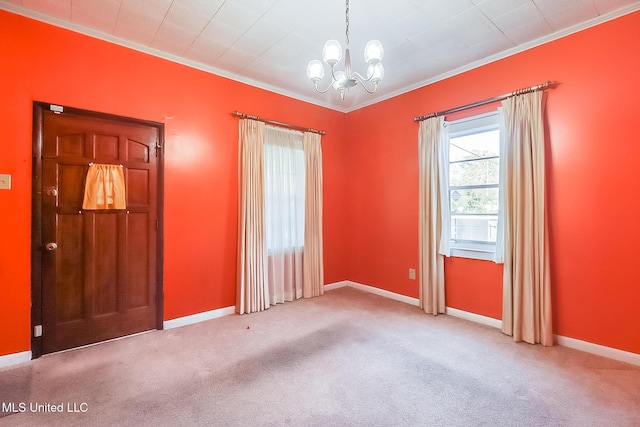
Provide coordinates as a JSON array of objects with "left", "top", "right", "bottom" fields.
[{"left": 30, "top": 101, "right": 165, "bottom": 358}]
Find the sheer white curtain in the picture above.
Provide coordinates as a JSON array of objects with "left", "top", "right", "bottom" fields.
[
  {"left": 418, "top": 116, "right": 450, "bottom": 315},
  {"left": 498, "top": 90, "right": 553, "bottom": 346},
  {"left": 237, "top": 119, "right": 269, "bottom": 314},
  {"left": 237, "top": 121, "right": 324, "bottom": 314},
  {"left": 264, "top": 126, "right": 305, "bottom": 305},
  {"left": 302, "top": 132, "right": 324, "bottom": 298}
]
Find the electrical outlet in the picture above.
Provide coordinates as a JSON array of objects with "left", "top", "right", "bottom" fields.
[
  {"left": 0, "top": 174, "right": 11, "bottom": 190},
  {"left": 409, "top": 268, "right": 416, "bottom": 280}
]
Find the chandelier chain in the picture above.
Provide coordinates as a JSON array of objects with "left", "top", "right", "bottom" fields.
[{"left": 345, "top": 0, "right": 350, "bottom": 46}]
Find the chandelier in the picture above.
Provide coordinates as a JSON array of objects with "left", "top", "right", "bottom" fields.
[{"left": 306, "top": 0, "right": 384, "bottom": 100}]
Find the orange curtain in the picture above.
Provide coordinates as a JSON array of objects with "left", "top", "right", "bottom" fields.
[{"left": 82, "top": 164, "right": 126, "bottom": 210}]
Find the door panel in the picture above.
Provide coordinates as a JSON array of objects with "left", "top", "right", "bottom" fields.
[{"left": 36, "top": 106, "right": 162, "bottom": 355}]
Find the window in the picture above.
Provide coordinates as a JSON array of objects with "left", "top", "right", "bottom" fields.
[
  {"left": 263, "top": 127, "right": 306, "bottom": 252},
  {"left": 447, "top": 112, "right": 500, "bottom": 260}
]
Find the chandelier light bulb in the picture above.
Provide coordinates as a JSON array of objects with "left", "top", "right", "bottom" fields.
[
  {"left": 364, "top": 40, "right": 384, "bottom": 64},
  {"left": 367, "top": 62, "right": 385, "bottom": 83},
  {"left": 307, "top": 60, "right": 325, "bottom": 82},
  {"left": 332, "top": 71, "right": 347, "bottom": 89},
  {"left": 322, "top": 40, "right": 342, "bottom": 66}
]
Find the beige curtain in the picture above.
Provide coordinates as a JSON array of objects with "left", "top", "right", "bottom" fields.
[
  {"left": 500, "top": 90, "right": 553, "bottom": 346},
  {"left": 237, "top": 119, "right": 269, "bottom": 314},
  {"left": 418, "top": 117, "right": 447, "bottom": 315},
  {"left": 82, "top": 164, "right": 126, "bottom": 209},
  {"left": 302, "top": 132, "right": 324, "bottom": 298}
]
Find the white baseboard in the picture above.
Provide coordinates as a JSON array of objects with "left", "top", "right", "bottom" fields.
[
  {"left": 445, "top": 307, "right": 503, "bottom": 329},
  {"left": 0, "top": 350, "right": 31, "bottom": 368},
  {"left": 164, "top": 305, "right": 236, "bottom": 330},
  {"left": 2, "top": 286, "right": 637, "bottom": 367},
  {"left": 341, "top": 280, "right": 421, "bottom": 306},
  {"left": 327, "top": 280, "right": 640, "bottom": 366},
  {"left": 323, "top": 281, "right": 350, "bottom": 291},
  {"left": 555, "top": 335, "right": 640, "bottom": 366}
]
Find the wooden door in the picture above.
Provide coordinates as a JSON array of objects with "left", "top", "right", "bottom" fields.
[{"left": 32, "top": 103, "right": 163, "bottom": 356}]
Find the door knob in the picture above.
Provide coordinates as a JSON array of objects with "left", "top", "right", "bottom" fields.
[{"left": 45, "top": 242, "right": 58, "bottom": 251}]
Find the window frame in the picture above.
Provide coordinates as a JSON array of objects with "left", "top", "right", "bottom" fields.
[{"left": 446, "top": 111, "right": 500, "bottom": 261}]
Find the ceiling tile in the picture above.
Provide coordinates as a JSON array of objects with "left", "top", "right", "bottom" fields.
[
  {"left": 534, "top": 0, "right": 599, "bottom": 31},
  {"left": 113, "top": 0, "right": 173, "bottom": 45},
  {"left": 6, "top": 0, "right": 640, "bottom": 111},
  {"left": 21, "top": 0, "right": 71, "bottom": 20},
  {"left": 71, "top": 0, "right": 121, "bottom": 34},
  {"left": 474, "top": 0, "right": 533, "bottom": 20},
  {"left": 593, "top": 0, "right": 638, "bottom": 13},
  {"left": 493, "top": 2, "right": 552, "bottom": 45},
  {"left": 211, "top": 2, "right": 262, "bottom": 35},
  {"left": 152, "top": 21, "right": 199, "bottom": 55},
  {"left": 410, "top": 0, "right": 476, "bottom": 23},
  {"left": 212, "top": 46, "right": 256, "bottom": 73},
  {"left": 452, "top": 7, "right": 509, "bottom": 48}
]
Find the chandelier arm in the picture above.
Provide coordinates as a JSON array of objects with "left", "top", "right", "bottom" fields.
[
  {"left": 312, "top": 80, "right": 335, "bottom": 94},
  {"left": 330, "top": 66, "right": 340, "bottom": 82},
  {"left": 351, "top": 71, "right": 375, "bottom": 83},
  {"left": 350, "top": 73, "right": 379, "bottom": 94}
]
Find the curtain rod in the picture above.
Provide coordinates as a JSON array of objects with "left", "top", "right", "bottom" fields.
[
  {"left": 413, "top": 80, "right": 558, "bottom": 122},
  {"left": 231, "top": 111, "right": 326, "bottom": 135}
]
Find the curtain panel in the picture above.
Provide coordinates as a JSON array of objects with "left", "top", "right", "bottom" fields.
[
  {"left": 418, "top": 116, "right": 448, "bottom": 315},
  {"left": 499, "top": 91, "right": 553, "bottom": 346},
  {"left": 237, "top": 120, "right": 325, "bottom": 314},
  {"left": 82, "top": 164, "right": 126, "bottom": 209},
  {"left": 236, "top": 119, "right": 269, "bottom": 314},
  {"left": 302, "top": 132, "right": 324, "bottom": 299}
]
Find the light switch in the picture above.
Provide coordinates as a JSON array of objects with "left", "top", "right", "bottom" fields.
[
  {"left": 0, "top": 174, "right": 11, "bottom": 190},
  {"left": 409, "top": 268, "right": 416, "bottom": 280}
]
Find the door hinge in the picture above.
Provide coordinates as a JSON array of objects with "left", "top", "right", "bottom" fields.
[
  {"left": 34, "top": 325, "right": 43, "bottom": 337},
  {"left": 156, "top": 220, "right": 159, "bottom": 230}
]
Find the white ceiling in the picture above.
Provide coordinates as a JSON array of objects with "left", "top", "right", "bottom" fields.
[{"left": 2, "top": 0, "right": 640, "bottom": 112}]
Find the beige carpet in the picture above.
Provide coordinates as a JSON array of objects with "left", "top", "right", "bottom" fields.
[{"left": 1, "top": 286, "right": 639, "bottom": 426}]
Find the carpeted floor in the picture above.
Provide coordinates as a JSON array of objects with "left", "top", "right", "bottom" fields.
[{"left": 1, "top": 286, "right": 639, "bottom": 426}]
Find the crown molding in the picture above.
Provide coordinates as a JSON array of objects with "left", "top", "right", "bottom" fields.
[{"left": 2, "top": 1, "right": 640, "bottom": 113}]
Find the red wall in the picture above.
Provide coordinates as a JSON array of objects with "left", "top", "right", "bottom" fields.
[
  {"left": 346, "top": 11, "right": 640, "bottom": 354},
  {"left": 2, "top": 8, "right": 639, "bottom": 358},
  {"left": 0, "top": 10, "right": 349, "bottom": 357}
]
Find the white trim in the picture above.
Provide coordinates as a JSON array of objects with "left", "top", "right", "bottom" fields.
[
  {"left": 0, "top": 351, "right": 31, "bottom": 368},
  {"left": 331, "top": 281, "right": 640, "bottom": 366},
  {"left": 445, "top": 307, "right": 502, "bottom": 329},
  {"left": 450, "top": 248, "right": 495, "bottom": 261},
  {"left": 163, "top": 306, "right": 236, "bottom": 330},
  {"left": 1, "top": 1, "right": 639, "bottom": 113},
  {"left": 339, "top": 280, "right": 420, "bottom": 306},
  {"left": 555, "top": 335, "right": 640, "bottom": 366},
  {"left": 323, "top": 281, "right": 350, "bottom": 291}
]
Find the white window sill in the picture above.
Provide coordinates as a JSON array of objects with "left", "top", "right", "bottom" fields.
[{"left": 450, "top": 246, "right": 495, "bottom": 261}]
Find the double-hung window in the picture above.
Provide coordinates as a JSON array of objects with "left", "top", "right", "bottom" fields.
[
  {"left": 263, "top": 126, "right": 305, "bottom": 303},
  {"left": 447, "top": 112, "right": 500, "bottom": 260},
  {"left": 263, "top": 127, "right": 305, "bottom": 254}
]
